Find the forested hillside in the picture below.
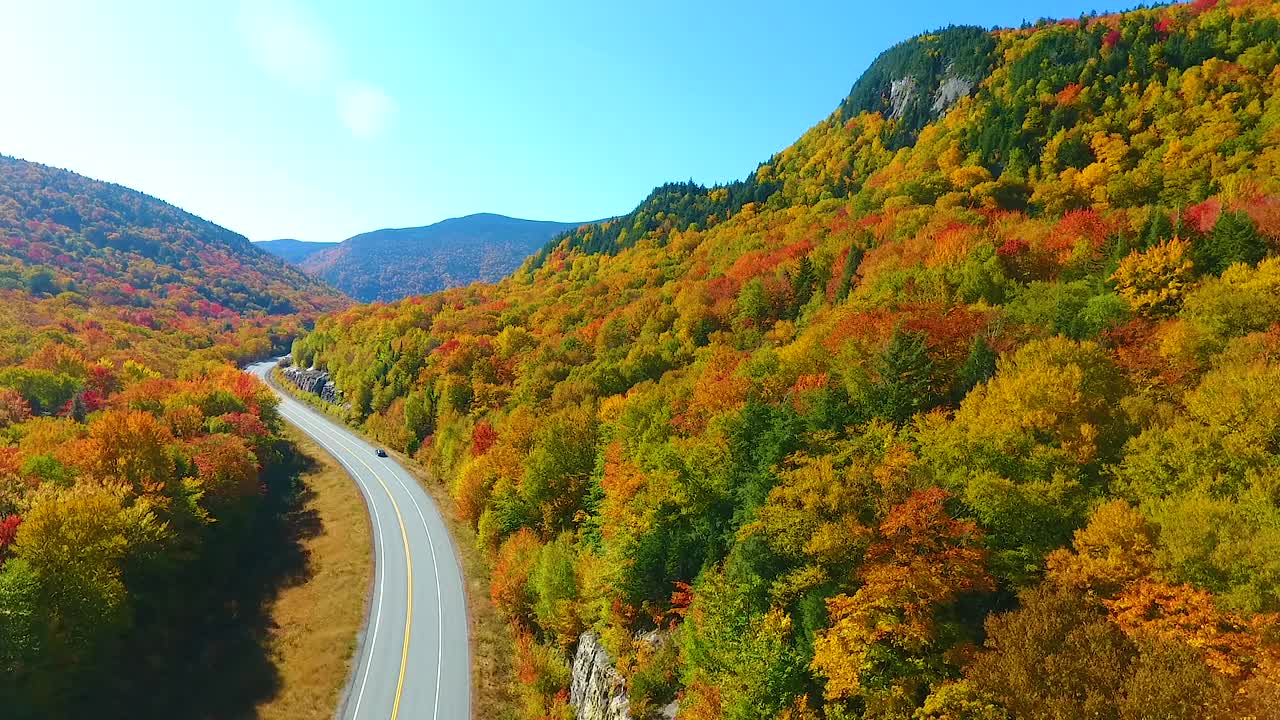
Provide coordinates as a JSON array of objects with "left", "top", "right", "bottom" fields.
[
  {"left": 0, "top": 155, "right": 346, "bottom": 317},
  {"left": 292, "top": 2, "right": 1280, "bottom": 718},
  {"left": 0, "top": 157, "right": 346, "bottom": 717},
  {"left": 298, "top": 213, "right": 585, "bottom": 302},
  {"left": 0, "top": 155, "right": 349, "bottom": 374}
]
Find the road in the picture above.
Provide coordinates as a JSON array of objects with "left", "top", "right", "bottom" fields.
[{"left": 247, "top": 361, "right": 471, "bottom": 720}]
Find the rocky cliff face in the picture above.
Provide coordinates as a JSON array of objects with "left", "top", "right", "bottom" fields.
[
  {"left": 280, "top": 364, "right": 342, "bottom": 405},
  {"left": 570, "top": 632, "right": 630, "bottom": 720},
  {"left": 569, "top": 631, "right": 678, "bottom": 720},
  {"left": 839, "top": 25, "right": 996, "bottom": 147}
]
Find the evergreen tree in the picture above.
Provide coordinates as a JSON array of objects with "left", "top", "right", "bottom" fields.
[
  {"left": 836, "top": 244, "right": 865, "bottom": 302},
  {"left": 790, "top": 256, "right": 817, "bottom": 313},
  {"left": 1194, "top": 210, "right": 1267, "bottom": 275},
  {"left": 869, "top": 326, "right": 938, "bottom": 423},
  {"left": 953, "top": 336, "right": 998, "bottom": 402},
  {"left": 1142, "top": 206, "right": 1175, "bottom": 250}
]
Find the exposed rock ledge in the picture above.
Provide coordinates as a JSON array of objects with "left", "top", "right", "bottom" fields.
[
  {"left": 570, "top": 631, "right": 677, "bottom": 720},
  {"left": 280, "top": 364, "right": 342, "bottom": 405}
]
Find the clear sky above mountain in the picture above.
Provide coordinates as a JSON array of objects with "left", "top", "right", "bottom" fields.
[{"left": 0, "top": 0, "right": 1127, "bottom": 242}]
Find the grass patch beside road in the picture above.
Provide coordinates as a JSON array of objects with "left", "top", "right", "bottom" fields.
[{"left": 255, "top": 425, "right": 374, "bottom": 720}]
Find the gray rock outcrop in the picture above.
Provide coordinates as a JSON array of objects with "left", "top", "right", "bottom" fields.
[
  {"left": 569, "top": 631, "right": 678, "bottom": 720},
  {"left": 571, "top": 632, "right": 631, "bottom": 720},
  {"left": 889, "top": 77, "right": 918, "bottom": 120},
  {"left": 281, "top": 365, "right": 342, "bottom": 405},
  {"left": 931, "top": 69, "right": 975, "bottom": 115}
]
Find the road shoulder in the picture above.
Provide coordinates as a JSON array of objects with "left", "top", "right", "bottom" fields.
[{"left": 255, "top": 425, "right": 375, "bottom": 720}]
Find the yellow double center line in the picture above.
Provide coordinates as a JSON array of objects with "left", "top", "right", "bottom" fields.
[{"left": 276, "top": 394, "right": 414, "bottom": 719}]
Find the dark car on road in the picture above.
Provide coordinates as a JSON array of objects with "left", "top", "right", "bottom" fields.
[{"left": 375, "top": 448, "right": 388, "bottom": 457}]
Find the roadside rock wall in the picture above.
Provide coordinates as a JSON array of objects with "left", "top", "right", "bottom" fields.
[{"left": 280, "top": 364, "right": 342, "bottom": 405}]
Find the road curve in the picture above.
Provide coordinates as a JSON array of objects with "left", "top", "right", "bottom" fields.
[{"left": 247, "top": 361, "right": 471, "bottom": 720}]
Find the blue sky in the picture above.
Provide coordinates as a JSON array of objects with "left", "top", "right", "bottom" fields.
[{"left": 0, "top": 0, "right": 1129, "bottom": 242}]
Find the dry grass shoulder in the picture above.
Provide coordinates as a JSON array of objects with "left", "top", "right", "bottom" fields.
[{"left": 255, "top": 426, "right": 374, "bottom": 720}]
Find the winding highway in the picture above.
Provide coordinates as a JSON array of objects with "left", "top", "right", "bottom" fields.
[{"left": 247, "top": 361, "right": 471, "bottom": 720}]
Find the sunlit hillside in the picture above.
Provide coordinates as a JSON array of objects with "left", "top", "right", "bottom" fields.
[{"left": 293, "top": 2, "right": 1280, "bottom": 717}]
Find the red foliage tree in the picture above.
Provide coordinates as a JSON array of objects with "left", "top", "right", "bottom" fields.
[
  {"left": 0, "top": 388, "right": 32, "bottom": 427},
  {"left": 190, "top": 433, "right": 261, "bottom": 502},
  {"left": 0, "top": 514, "right": 21, "bottom": 560},
  {"left": 1184, "top": 198, "right": 1223, "bottom": 234},
  {"left": 471, "top": 422, "right": 498, "bottom": 456}
]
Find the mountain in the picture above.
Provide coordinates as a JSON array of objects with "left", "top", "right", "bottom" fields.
[
  {"left": 525, "top": 27, "right": 995, "bottom": 268},
  {"left": 291, "top": 2, "right": 1280, "bottom": 718},
  {"left": 254, "top": 238, "right": 335, "bottom": 265},
  {"left": 0, "top": 155, "right": 347, "bottom": 317},
  {"left": 0, "top": 154, "right": 349, "bottom": 372},
  {"left": 295, "top": 213, "right": 586, "bottom": 302}
]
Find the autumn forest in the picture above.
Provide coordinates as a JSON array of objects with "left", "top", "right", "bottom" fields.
[{"left": 5, "top": 1, "right": 1280, "bottom": 719}]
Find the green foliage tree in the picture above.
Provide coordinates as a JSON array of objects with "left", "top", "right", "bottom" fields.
[
  {"left": 521, "top": 405, "right": 598, "bottom": 534},
  {"left": 866, "top": 326, "right": 938, "bottom": 423},
  {"left": 0, "top": 368, "right": 81, "bottom": 415},
  {"left": 529, "top": 533, "right": 581, "bottom": 648},
  {"left": 679, "top": 567, "right": 808, "bottom": 720},
  {"left": 791, "top": 256, "right": 818, "bottom": 312},
  {"left": 1141, "top": 207, "right": 1176, "bottom": 250},
  {"left": 952, "top": 336, "right": 997, "bottom": 402},
  {"left": 836, "top": 244, "right": 865, "bottom": 301},
  {"left": 403, "top": 388, "right": 436, "bottom": 443}
]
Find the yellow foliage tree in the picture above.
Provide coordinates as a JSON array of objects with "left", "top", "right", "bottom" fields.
[
  {"left": 1045, "top": 500, "right": 1157, "bottom": 596},
  {"left": 1111, "top": 237, "right": 1195, "bottom": 318}
]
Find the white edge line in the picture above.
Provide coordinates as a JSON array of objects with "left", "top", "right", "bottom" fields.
[{"left": 393, "top": 469, "right": 445, "bottom": 720}]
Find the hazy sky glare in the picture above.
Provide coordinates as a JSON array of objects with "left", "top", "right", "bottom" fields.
[{"left": 0, "top": 0, "right": 1127, "bottom": 242}]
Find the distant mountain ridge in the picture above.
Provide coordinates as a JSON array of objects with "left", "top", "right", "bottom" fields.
[
  {"left": 254, "top": 238, "right": 335, "bottom": 265},
  {"left": 265, "top": 213, "right": 588, "bottom": 302}
]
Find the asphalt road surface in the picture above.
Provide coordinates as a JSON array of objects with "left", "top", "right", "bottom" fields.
[{"left": 247, "top": 361, "right": 471, "bottom": 720}]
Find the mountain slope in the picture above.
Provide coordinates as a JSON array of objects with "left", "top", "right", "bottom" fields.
[
  {"left": 0, "top": 155, "right": 348, "bottom": 316},
  {"left": 0, "top": 154, "right": 348, "bottom": 372},
  {"left": 254, "top": 238, "right": 335, "bottom": 265},
  {"left": 526, "top": 25, "right": 994, "bottom": 268},
  {"left": 292, "top": 2, "right": 1280, "bottom": 718},
  {"left": 298, "top": 213, "right": 586, "bottom": 302}
]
